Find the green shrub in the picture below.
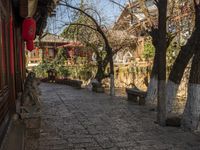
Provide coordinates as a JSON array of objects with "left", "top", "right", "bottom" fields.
[
  {"left": 57, "top": 66, "right": 70, "bottom": 78},
  {"left": 143, "top": 40, "right": 155, "bottom": 60},
  {"left": 34, "top": 61, "right": 52, "bottom": 78}
]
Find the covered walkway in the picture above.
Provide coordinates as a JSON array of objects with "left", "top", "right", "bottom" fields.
[{"left": 27, "top": 83, "right": 200, "bottom": 150}]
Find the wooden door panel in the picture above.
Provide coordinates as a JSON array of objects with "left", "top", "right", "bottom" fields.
[{"left": 0, "top": 1, "right": 10, "bottom": 144}]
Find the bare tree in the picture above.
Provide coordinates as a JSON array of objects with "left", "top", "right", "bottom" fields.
[
  {"left": 111, "top": 0, "right": 169, "bottom": 125},
  {"left": 181, "top": 0, "right": 200, "bottom": 131},
  {"left": 166, "top": 1, "right": 196, "bottom": 114},
  {"left": 153, "top": 0, "right": 168, "bottom": 126},
  {"left": 108, "top": 30, "right": 137, "bottom": 54},
  {"left": 59, "top": 0, "right": 116, "bottom": 95}
]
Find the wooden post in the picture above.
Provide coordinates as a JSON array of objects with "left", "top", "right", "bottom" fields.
[{"left": 9, "top": 15, "right": 16, "bottom": 112}]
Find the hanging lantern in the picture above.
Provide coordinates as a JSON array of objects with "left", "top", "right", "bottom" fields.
[
  {"left": 22, "top": 17, "right": 36, "bottom": 40},
  {"left": 22, "top": 18, "right": 36, "bottom": 51}
]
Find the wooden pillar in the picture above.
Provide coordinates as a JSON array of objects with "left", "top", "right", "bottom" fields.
[
  {"left": 9, "top": 15, "right": 16, "bottom": 112},
  {"left": 45, "top": 47, "right": 48, "bottom": 58}
]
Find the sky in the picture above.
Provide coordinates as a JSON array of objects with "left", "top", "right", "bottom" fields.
[{"left": 46, "top": 0, "right": 127, "bottom": 35}]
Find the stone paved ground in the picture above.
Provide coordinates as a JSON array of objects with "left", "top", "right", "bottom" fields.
[{"left": 31, "top": 83, "right": 200, "bottom": 150}]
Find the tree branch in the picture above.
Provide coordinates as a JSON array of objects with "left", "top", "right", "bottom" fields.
[
  {"left": 64, "top": 23, "right": 97, "bottom": 31},
  {"left": 59, "top": 1, "right": 99, "bottom": 27},
  {"left": 109, "top": 0, "right": 126, "bottom": 9}
]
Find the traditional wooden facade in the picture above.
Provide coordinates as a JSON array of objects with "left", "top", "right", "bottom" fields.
[
  {"left": 0, "top": 0, "right": 58, "bottom": 144},
  {"left": 26, "top": 33, "right": 69, "bottom": 69},
  {"left": 112, "top": 0, "right": 192, "bottom": 64},
  {"left": 113, "top": 0, "right": 192, "bottom": 37},
  {"left": 58, "top": 41, "right": 93, "bottom": 64},
  {"left": 27, "top": 33, "right": 93, "bottom": 69},
  {"left": 0, "top": 0, "right": 25, "bottom": 143},
  {"left": 38, "top": 35, "right": 92, "bottom": 63}
]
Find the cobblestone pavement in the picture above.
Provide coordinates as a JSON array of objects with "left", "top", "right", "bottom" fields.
[{"left": 34, "top": 83, "right": 200, "bottom": 150}]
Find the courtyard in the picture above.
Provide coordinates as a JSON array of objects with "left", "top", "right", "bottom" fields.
[{"left": 25, "top": 83, "right": 200, "bottom": 150}]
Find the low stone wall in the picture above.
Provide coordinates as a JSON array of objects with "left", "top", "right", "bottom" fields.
[
  {"left": 55, "top": 78, "right": 83, "bottom": 89},
  {"left": 40, "top": 78, "right": 83, "bottom": 89},
  {"left": 102, "top": 65, "right": 149, "bottom": 91}
]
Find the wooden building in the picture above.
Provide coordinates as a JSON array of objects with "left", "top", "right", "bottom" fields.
[
  {"left": 26, "top": 33, "right": 69, "bottom": 69},
  {"left": 113, "top": 0, "right": 192, "bottom": 37},
  {"left": 0, "top": 0, "right": 59, "bottom": 144},
  {"left": 27, "top": 33, "right": 93, "bottom": 69},
  {"left": 112, "top": 0, "right": 192, "bottom": 63},
  {"left": 113, "top": 0, "right": 157, "bottom": 36},
  {"left": 58, "top": 41, "right": 93, "bottom": 64}
]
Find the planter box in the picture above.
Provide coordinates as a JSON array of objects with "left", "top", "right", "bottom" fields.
[{"left": 92, "top": 82, "right": 105, "bottom": 93}]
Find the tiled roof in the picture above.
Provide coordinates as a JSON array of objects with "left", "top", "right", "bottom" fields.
[{"left": 38, "top": 33, "right": 70, "bottom": 43}]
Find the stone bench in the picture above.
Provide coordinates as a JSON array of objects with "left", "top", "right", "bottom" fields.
[{"left": 126, "top": 88, "right": 146, "bottom": 105}]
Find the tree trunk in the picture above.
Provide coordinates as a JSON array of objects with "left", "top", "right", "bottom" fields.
[
  {"left": 145, "top": 51, "right": 158, "bottom": 104},
  {"left": 166, "top": 1, "right": 200, "bottom": 113},
  {"left": 157, "top": 45, "right": 167, "bottom": 126},
  {"left": 109, "top": 60, "right": 115, "bottom": 96},
  {"left": 181, "top": 0, "right": 200, "bottom": 132},
  {"left": 166, "top": 34, "right": 197, "bottom": 113},
  {"left": 156, "top": 0, "right": 168, "bottom": 126},
  {"left": 94, "top": 48, "right": 115, "bottom": 97},
  {"left": 146, "top": 0, "right": 167, "bottom": 126},
  {"left": 94, "top": 52, "right": 108, "bottom": 83},
  {"left": 182, "top": 49, "right": 200, "bottom": 131},
  {"left": 95, "top": 63, "right": 105, "bottom": 83},
  {"left": 110, "top": 74, "right": 115, "bottom": 96}
]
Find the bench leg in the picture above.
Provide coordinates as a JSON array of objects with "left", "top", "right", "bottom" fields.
[{"left": 139, "top": 97, "right": 145, "bottom": 105}]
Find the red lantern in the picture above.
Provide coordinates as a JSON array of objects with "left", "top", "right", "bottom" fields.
[
  {"left": 22, "top": 18, "right": 36, "bottom": 51},
  {"left": 26, "top": 40, "right": 34, "bottom": 51},
  {"left": 22, "top": 18, "right": 36, "bottom": 40}
]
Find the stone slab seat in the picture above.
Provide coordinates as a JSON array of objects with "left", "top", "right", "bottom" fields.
[{"left": 126, "top": 87, "right": 146, "bottom": 105}]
